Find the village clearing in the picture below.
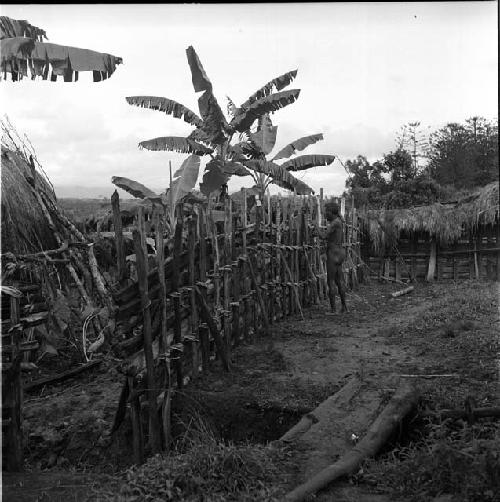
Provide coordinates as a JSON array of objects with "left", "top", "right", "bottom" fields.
[{"left": 3, "top": 278, "right": 499, "bottom": 502}]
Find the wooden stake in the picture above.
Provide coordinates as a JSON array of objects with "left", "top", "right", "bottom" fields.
[
  {"left": 246, "top": 254, "right": 270, "bottom": 337},
  {"left": 426, "top": 237, "right": 437, "bottom": 282},
  {"left": 155, "top": 213, "right": 168, "bottom": 354},
  {"left": 172, "top": 292, "right": 183, "bottom": 389},
  {"left": 128, "top": 376, "right": 144, "bottom": 464},
  {"left": 111, "top": 189, "right": 127, "bottom": 282},
  {"left": 199, "top": 323, "right": 210, "bottom": 373},
  {"left": 278, "top": 248, "right": 304, "bottom": 320},
  {"left": 195, "top": 286, "right": 230, "bottom": 371},
  {"left": 132, "top": 229, "right": 161, "bottom": 454}
]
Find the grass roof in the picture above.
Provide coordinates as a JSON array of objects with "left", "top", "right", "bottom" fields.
[{"left": 359, "top": 182, "right": 499, "bottom": 252}]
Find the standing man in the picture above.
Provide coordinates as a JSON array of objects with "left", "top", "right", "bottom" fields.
[{"left": 320, "top": 202, "right": 348, "bottom": 313}]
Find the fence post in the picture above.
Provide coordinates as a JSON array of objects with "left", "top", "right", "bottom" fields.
[
  {"left": 111, "top": 189, "right": 127, "bottom": 282},
  {"left": 132, "top": 229, "right": 162, "bottom": 454}
]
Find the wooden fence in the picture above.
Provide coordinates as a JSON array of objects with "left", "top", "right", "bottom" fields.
[
  {"left": 362, "top": 223, "right": 500, "bottom": 282},
  {"left": 110, "top": 189, "right": 363, "bottom": 460}
]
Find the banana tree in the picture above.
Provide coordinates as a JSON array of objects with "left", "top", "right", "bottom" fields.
[
  {"left": 228, "top": 112, "right": 336, "bottom": 201},
  {"left": 125, "top": 45, "right": 314, "bottom": 198},
  {"left": 111, "top": 154, "right": 202, "bottom": 233},
  {"left": 0, "top": 16, "right": 122, "bottom": 81}
]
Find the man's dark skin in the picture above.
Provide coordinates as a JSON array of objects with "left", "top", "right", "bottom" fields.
[{"left": 320, "top": 202, "right": 348, "bottom": 313}]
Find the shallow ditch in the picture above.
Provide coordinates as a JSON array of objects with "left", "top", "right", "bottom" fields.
[{"left": 171, "top": 389, "right": 307, "bottom": 446}]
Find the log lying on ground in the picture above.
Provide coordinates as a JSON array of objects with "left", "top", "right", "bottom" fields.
[
  {"left": 390, "top": 285, "right": 414, "bottom": 298},
  {"left": 284, "top": 381, "right": 419, "bottom": 502},
  {"left": 24, "top": 360, "right": 102, "bottom": 392},
  {"left": 421, "top": 407, "right": 500, "bottom": 421}
]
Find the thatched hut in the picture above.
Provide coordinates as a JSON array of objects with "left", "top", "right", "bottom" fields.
[
  {"left": 1, "top": 145, "right": 59, "bottom": 254},
  {"left": 359, "top": 182, "right": 499, "bottom": 281}
]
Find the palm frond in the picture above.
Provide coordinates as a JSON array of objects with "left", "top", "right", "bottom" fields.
[
  {"left": 272, "top": 134, "right": 324, "bottom": 161},
  {"left": 281, "top": 154, "right": 335, "bottom": 171},
  {"left": 139, "top": 136, "right": 213, "bottom": 155},
  {"left": 230, "top": 89, "right": 301, "bottom": 133},
  {"left": 239, "top": 69, "right": 298, "bottom": 110},
  {"left": 126, "top": 96, "right": 202, "bottom": 127}
]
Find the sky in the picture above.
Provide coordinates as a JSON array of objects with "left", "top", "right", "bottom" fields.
[{"left": 1, "top": 2, "right": 498, "bottom": 199}]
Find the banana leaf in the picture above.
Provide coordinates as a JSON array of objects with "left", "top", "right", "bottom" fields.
[
  {"left": 1, "top": 36, "right": 122, "bottom": 81},
  {"left": 186, "top": 45, "right": 212, "bottom": 92},
  {"left": 239, "top": 69, "right": 298, "bottom": 110},
  {"left": 139, "top": 136, "right": 213, "bottom": 155},
  {"left": 272, "top": 134, "right": 324, "bottom": 161},
  {"left": 249, "top": 114, "right": 277, "bottom": 155},
  {"left": 164, "top": 155, "right": 201, "bottom": 208},
  {"left": 243, "top": 159, "right": 314, "bottom": 195},
  {"left": 126, "top": 96, "right": 202, "bottom": 127},
  {"left": 111, "top": 177, "right": 163, "bottom": 204},
  {"left": 0, "top": 16, "right": 47, "bottom": 41},
  {"left": 200, "top": 159, "right": 229, "bottom": 196},
  {"left": 197, "top": 90, "right": 228, "bottom": 145},
  {"left": 230, "top": 89, "right": 301, "bottom": 133},
  {"left": 280, "top": 154, "right": 336, "bottom": 171}
]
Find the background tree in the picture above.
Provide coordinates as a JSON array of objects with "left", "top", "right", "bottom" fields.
[
  {"left": 427, "top": 117, "right": 498, "bottom": 189},
  {"left": 396, "top": 121, "right": 430, "bottom": 173}
]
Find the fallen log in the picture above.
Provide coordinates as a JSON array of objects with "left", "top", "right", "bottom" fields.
[
  {"left": 284, "top": 381, "right": 419, "bottom": 502},
  {"left": 23, "top": 360, "right": 102, "bottom": 392},
  {"left": 421, "top": 407, "right": 500, "bottom": 421},
  {"left": 399, "top": 373, "right": 459, "bottom": 379},
  {"left": 391, "top": 285, "right": 414, "bottom": 298}
]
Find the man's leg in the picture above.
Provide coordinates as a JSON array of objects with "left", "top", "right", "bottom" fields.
[
  {"left": 327, "top": 259, "right": 336, "bottom": 313},
  {"left": 335, "top": 266, "right": 348, "bottom": 313}
]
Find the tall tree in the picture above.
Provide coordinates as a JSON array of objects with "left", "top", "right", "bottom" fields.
[
  {"left": 427, "top": 117, "right": 498, "bottom": 188},
  {"left": 396, "top": 121, "right": 430, "bottom": 172}
]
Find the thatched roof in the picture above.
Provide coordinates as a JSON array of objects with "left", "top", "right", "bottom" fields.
[
  {"left": 1, "top": 146, "right": 59, "bottom": 254},
  {"left": 360, "top": 182, "right": 499, "bottom": 252}
]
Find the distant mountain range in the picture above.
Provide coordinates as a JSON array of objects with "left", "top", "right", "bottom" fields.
[{"left": 55, "top": 185, "right": 150, "bottom": 199}]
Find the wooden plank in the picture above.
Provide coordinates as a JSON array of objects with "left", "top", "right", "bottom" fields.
[{"left": 24, "top": 359, "right": 102, "bottom": 392}]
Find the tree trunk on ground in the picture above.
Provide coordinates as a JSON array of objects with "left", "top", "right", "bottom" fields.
[{"left": 284, "top": 381, "right": 419, "bottom": 502}]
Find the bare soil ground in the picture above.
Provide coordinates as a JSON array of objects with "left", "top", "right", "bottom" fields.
[{"left": 3, "top": 279, "right": 499, "bottom": 501}]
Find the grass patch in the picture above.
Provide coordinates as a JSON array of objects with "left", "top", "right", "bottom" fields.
[
  {"left": 90, "top": 411, "right": 296, "bottom": 501},
  {"left": 361, "top": 419, "right": 500, "bottom": 502}
]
